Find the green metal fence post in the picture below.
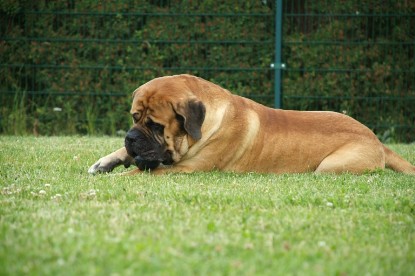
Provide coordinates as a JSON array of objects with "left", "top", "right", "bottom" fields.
[{"left": 274, "top": 0, "right": 283, "bottom": 109}]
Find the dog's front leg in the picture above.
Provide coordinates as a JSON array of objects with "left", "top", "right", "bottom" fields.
[{"left": 88, "top": 147, "right": 134, "bottom": 174}]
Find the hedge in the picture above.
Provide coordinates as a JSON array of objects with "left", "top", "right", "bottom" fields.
[{"left": 1, "top": 0, "right": 414, "bottom": 141}]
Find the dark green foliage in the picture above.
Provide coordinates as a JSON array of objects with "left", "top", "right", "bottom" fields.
[
  {"left": 1, "top": 0, "right": 414, "bottom": 141},
  {"left": 282, "top": 0, "right": 415, "bottom": 142}
]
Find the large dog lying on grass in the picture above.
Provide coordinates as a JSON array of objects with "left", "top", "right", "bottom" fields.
[{"left": 88, "top": 74, "right": 415, "bottom": 175}]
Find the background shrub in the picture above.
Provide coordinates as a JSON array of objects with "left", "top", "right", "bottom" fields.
[{"left": 1, "top": 0, "right": 414, "bottom": 141}]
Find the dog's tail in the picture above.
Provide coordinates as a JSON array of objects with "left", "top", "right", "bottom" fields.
[{"left": 383, "top": 145, "right": 415, "bottom": 175}]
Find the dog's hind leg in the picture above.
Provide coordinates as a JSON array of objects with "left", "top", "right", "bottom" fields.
[{"left": 314, "top": 143, "right": 385, "bottom": 174}]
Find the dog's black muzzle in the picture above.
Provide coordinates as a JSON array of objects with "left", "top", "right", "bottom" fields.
[{"left": 125, "top": 128, "right": 173, "bottom": 171}]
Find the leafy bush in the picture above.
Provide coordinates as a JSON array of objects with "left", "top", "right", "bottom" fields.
[
  {"left": 0, "top": 0, "right": 414, "bottom": 141},
  {"left": 282, "top": 0, "right": 415, "bottom": 142}
]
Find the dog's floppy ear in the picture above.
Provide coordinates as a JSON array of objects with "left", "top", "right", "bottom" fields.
[{"left": 173, "top": 100, "right": 206, "bottom": 141}]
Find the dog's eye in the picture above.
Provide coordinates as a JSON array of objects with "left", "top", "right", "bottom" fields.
[
  {"left": 132, "top": 112, "right": 141, "bottom": 123},
  {"left": 153, "top": 123, "right": 164, "bottom": 132},
  {"left": 147, "top": 119, "right": 164, "bottom": 133}
]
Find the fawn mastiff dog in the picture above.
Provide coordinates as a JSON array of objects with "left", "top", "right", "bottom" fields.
[{"left": 88, "top": 74, "right": 415, "bottom": 175}]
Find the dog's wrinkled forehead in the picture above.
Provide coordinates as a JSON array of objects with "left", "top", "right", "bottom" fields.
[{"left": 130, "top": 77, "right": 197, "bottom": 117}]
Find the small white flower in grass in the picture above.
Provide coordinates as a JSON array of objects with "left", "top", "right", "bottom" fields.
[
  {"left": 73, "top": 155, "right": 79, "bottom": 161},
  {"left": 326, "top": 202, "right": 334, "bottom": 207},
  {"left": 51, "top": 194, "right": 62, "bottom": 201},
  {"left": 53, "top": 107, "right": 62, "bottom": 112},
  {"left": 80, "top": 189, "right": 98, "bottom": 200},
  {"left": 44, "top": 184, "right": 51, "bottom": 188},
  {"left": 38, "top": 190, "right": 47, "bottom": 196},
  {"left": 318, "top": 241, "right": 326, "bottom": 247},
  {"left": 88, "top": 189, "right": 97, "bottom": 198}
]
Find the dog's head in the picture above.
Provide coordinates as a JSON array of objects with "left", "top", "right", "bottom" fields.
[{"left": 125, "top": 75, "right": 206, "bottom": 170}]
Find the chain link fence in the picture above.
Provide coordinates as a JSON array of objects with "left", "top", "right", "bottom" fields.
[{"left": 1, "top": 0, "right": 414, "bottom": 141}]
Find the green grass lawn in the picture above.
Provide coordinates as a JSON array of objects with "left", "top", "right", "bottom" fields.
[{"left": 1, "top": 136, "right": 414, "bottom": 275}]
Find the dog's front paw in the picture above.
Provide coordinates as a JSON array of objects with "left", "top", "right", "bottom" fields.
[
  {"left": 88, "top": 157, "right": 121, "bottom": 174},
  {"left": 88, "top": 147, "right": 135, "bottom": 175}
]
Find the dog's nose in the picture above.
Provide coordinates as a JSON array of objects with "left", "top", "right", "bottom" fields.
[
  {"left": 125, "top": 129, "right": 140, "bottom": 157},
  {"left": 124, "top": 133, "right": 134, "bottom": 149},
  {"left": 125, "top": 129, "right": 137, "bottom": 142},
  {"left": 125, "top": 135, "right": 134, "bottom": 147}
]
